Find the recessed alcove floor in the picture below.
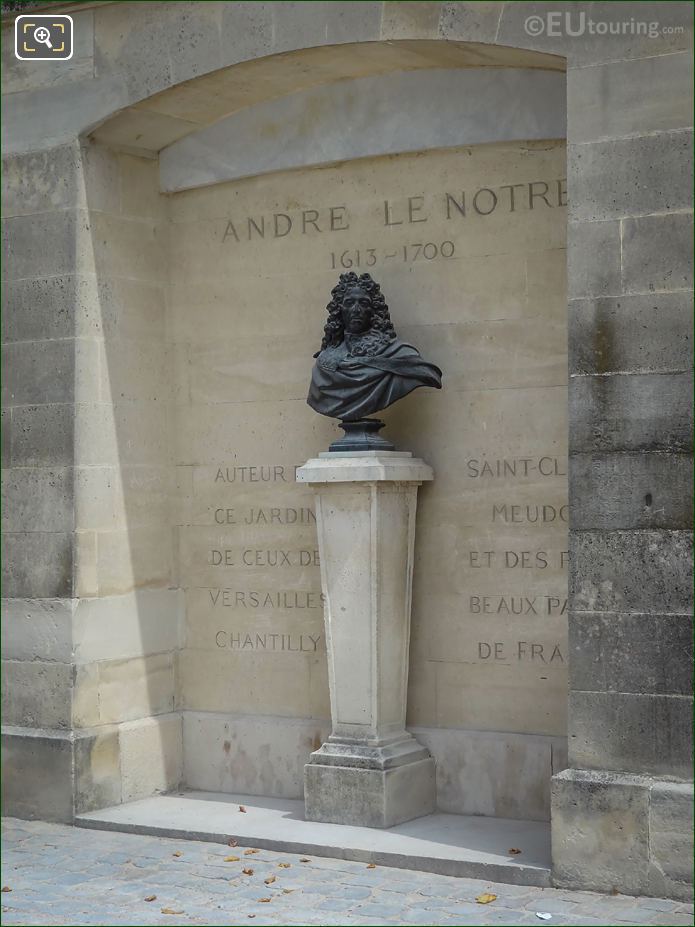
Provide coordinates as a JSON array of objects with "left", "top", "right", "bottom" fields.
[{"left": 76, "top": 791, "right": 551, "bottom": 887}]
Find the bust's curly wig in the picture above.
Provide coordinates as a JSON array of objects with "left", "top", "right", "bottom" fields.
[{"left": 315, "top": 273, "right": 397, "bottom": 356}]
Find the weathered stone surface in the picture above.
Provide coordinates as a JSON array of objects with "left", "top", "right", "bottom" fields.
[
  {"left": 305, "top": 758, "right": 436, "bottom": 828},
  {"left": 1, "top": 659, "right": 73, "bottom": 729},
  {"left": 74, "top": 401, "right": 170, "bottom": 469},
  {"left": 74, "top": 728, "right": 121, "bottom": 814},
  {"left": 0, "top": 597, "right": 74, "bottom": 663},
  {"left": 178, "top": 648, "right": 329, "bottom": 720},
  {"left": 72, "top": 589, "right": 182, "bottom": 664},
  {"left": 569, "top": 372, "right": 693, "bottom": 453},
  {"left": 219, "top": 1, "right": 273, "bottom": 64},
  {"left": 1, "top": 340, "right": 76, "bottom": 407},
  {"left": 569, "top": 452, "right": 692, "bottom": 530},
  {"left": 120, "top": 713, "right": 183, "bottom": 803},
  {"left": 89, "top": 212, "right": 164, "bottom": 283},
  {"left": 570, "top": 612, "right": 693, "bottom": 696},
  {"left": 438, "top": 2, "right": 504, "bottom": 42},
  {"left": 281, "top": 0, "right": 383, "bottom": 48},
  {"left": 1, "top": 729, "right": 74, "bottom": 822},
  {"left": 99, "top": 343, "right": 169, "bottom": 405},
  {"left": 0, "top": 143, "right": 118, "bottom": 220},
  {"left": 622, "top": 212, "right": 694, "bottom": 294},
  {"left": 380, "top": 0, "right": 441, "bottom": 39},
  {"left": 412, "top": 726, "right": 564, "bottom": 821},
  {"left": 570, "top": 529, "right": 693, "bottom": 614},
  {"left": 91, "top": 526, "right": 174, "bottom": 598},
  {"left": 2, "top": 531, "right": 73, "bottom": 598},
  {"left": 2, "top": 145, "right": 82, "bottom": 217},
  {"left": 183, "top": 711, "right": 329, "bottom": 799},
  {"left": 3, "top": 276, "right": 81, "bottom": 343},
  {"left": 552, "top": 768, "right": 650, "bottom": 895},
  {"left": 569, "top": 691, "right": 693, "bottom": 778},
  {"left": 1, "top": 408, "right": 10, "bottom": 467},
  {"left": 567, "top": 220, "right": 621, "bottom": 299},
  {"left": 10, "top": 404, "right": 74, "bottom": 468},
  {"left": 1, "top": 210, "right": 85, "bottom": 280},
  {"left": 93, "top": 1, "right": 191, "bottom": 101},
  {"left": 648, "top": 780, "right": 694, "bottom": 902},
  {"left": 73, "top": 652, "right": 175, "bottom": 728},
  {"left": 163, "top": 2, "right": 224, "bottom": 87},
  {"left": 568, "top": 293, "right": 693, "bottom": 375},
  {"left": 568, "top": 52, "right": 694, "bottom": 143},
  {"left": 569, "top": 130, "right": 693, "bottom": 221},
  {"left": 1, "top": 467, "right": 74, "bottom": 533}
]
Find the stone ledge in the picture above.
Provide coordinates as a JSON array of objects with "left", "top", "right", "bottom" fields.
[{"left": 76, "top": 789, "right": 551, "bottom": 886}]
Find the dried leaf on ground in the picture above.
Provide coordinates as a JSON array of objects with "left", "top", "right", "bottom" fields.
[
  {"left": 224, "top": 856, "right": 240, "bottom": 862},
  {"left": 476, "top": 893, "right": 497, "bottom": 904},
  {"left": 228, "top": 838, "right": 239, "bottom": 847},
  {"left": 257, "top": 897, "right": 272, "bottom": 903},
  {"left": 299, "top": 858, "right": 311, "bottom": 863},
  {"left": 172, "top": 851, "right": 183, "bottom": 858},
  {"left": 508, "top": 848, "right": 522, "bottom": 855},
  {"left": 264, "top": 876, "right": 276, "bottom": 885},
  {"left": 161, "top": 908, "right": 184, "bottom": 915},
  {"left": 366, "top": 863, "right": 376, "bottom": 869},
  {"left": 282, "top": 889, "right": 294, "bottom": 894},
  {"left": 1, "top": 888, "right": 11, "bottom": 894},
  {"left": 144, "top": 895, "right": 157, "bottom": 903},
  {"left": 242, "top": 868, "right": 254, "bottom": 876},
  {"left": 244, "top": 848, "right": 260, "bottom": 855},
  {"left": 239, "top": 805, "right": 247, "bottom": 813},
  {"left": 278, "top": 863, "right": 291, "bottom": 869},
  {"left": 247, "top": 915, "right": 255, "bottom": 919}
]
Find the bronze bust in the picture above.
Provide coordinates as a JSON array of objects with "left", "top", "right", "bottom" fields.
[{"left": 307, "top": 272, "right": 442, "bottom": 450}]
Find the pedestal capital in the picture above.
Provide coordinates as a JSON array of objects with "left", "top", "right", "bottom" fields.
[{"left": 296, "top": 451, "right": 433, "bottom": 485}]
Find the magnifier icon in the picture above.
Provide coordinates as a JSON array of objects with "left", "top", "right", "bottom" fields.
[{"left": 33, "top": 25, "right": 53, "bottom": 49}]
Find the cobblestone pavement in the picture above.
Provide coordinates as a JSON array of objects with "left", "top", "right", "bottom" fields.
[{"left": 1, "top": 819, "right": 692, "bottom": 927}]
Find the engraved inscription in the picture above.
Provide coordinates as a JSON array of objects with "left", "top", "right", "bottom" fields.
[
  {"left": 209, "top": 549, "right": 320, "bottom": 567},
  {"left": 213, "top": 507, "right": 316, "bottom": 525},
  {"left": 466, "top": 456, "right": 566, "bottom": 479},
  {"left": 470, "top": 595, "right": 568, "bottom": 616},
  {"left": 477, "top": 641, "right": 566, "bottom": 663},
  {"left": 208, "top": 590, "right": 325, "bottom": 608},
  {"left": 221, "top": 179, "right": 567, "bottom": 244},
  {"left": 215, "top": 631, "right": 324, "bottom": 652}
]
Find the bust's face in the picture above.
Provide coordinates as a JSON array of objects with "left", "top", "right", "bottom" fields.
[{"left": 341, "top": 286, "right": 373, "bottom": 335}]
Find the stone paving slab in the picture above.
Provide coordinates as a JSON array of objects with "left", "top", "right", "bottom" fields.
[
  {"left": 2, "top": 818, "right": 694, "bottom": 927},
  {"left": 76, "top": 791, "right": 551, "bottom": 886}
]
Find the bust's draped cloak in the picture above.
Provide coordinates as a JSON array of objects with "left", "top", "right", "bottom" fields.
[{"left": 307, "top": 338, "right": 442, "bottom": 421}]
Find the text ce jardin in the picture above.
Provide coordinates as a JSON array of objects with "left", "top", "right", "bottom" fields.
[{"left": 221, "top": 178, "right": 567, "bottom": 243}]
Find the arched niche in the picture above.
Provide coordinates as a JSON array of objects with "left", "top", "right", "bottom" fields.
[{"left": 79, "top": 38, "right": 568, "bottom": 822}]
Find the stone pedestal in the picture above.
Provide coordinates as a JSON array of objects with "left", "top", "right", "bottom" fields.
[{"left": 297, "top": 451, "right": 436, "bottom": 828}]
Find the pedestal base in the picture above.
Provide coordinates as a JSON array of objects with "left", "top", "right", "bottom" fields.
[{"left": 305, "top": 757, "right": 436, "bottom": 828}]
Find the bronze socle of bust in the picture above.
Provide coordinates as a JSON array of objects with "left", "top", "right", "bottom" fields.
[{"left": 307, "top": 272, "right": 442, "bottom": 451}]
